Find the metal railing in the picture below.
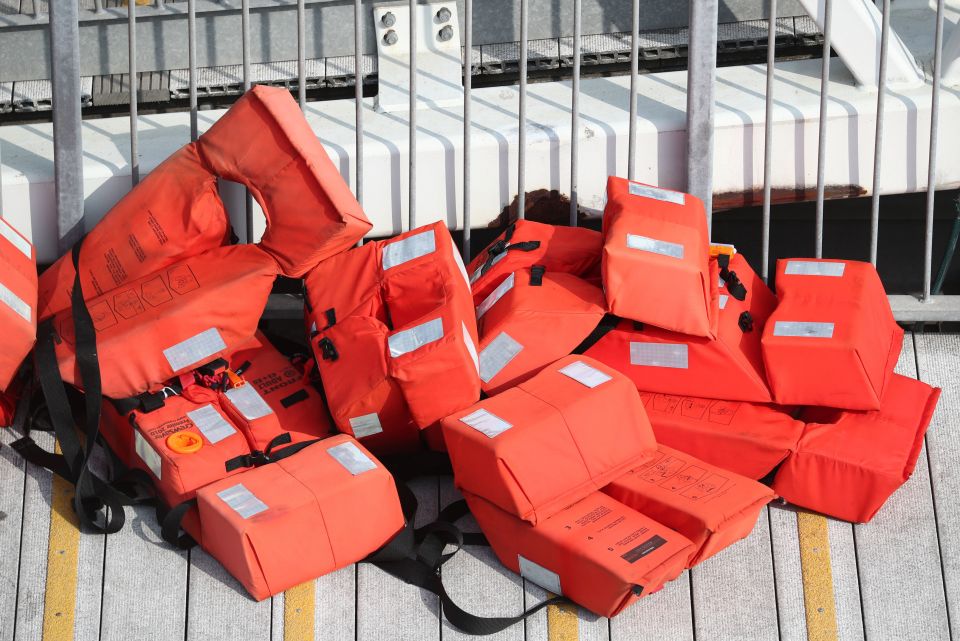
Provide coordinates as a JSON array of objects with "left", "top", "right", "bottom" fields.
[{"left": 19, "top": 0, "right": 960, "bottom": 320}]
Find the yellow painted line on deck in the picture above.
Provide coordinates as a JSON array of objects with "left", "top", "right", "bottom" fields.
[
  {"left": 284, "top": 581, "right": 316, "bottom": 641},
  {"left": 42, "top": 445, "right": 81, "bottom": 641},
  {"left": 547, "top": 599, "right": 579, "bottom": 641},
  {"left": 797, "top": 512, "right": 838, "bottom": 641}
]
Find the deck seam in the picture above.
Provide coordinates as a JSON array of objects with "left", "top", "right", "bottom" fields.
[
  {"left": 766, "top": 508, "right": 784, "bottom": 641},
  {"left": 10, "top": 447, "right": 27, "bottom": 641}
]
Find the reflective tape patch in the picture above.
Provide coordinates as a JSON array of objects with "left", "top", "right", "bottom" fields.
[
  {"left": 349, "top": 413, "right": 383, "bottom": 438},
  {"left": 478, "top": 332, "right": 523, "bottom": 383},
  {"left": 476, "top": 273, "right": 515, "bottom": 319},
  {"left": 719, "top": 276, "right": 726, "bottom": 288},
  {"left": 163, "top": 328, "right": 227, "bottom": 372},
  {"left": 773, "top": 321, "right": 835, "bottom": 338},
  {"left": 626, "top": 234, "right": 684, "bottom": 260},
  {"left": 0, "top": 281, "right": 31, "bottom": 323},
  {"left": 217, "top": 484, "right": 268, "bottom": 519},
  {"left": 388, "top": 317, "right": 444, "bottom": 357},
  {"left": 519, "top": 556, "right": 562, "bottom": 595},
  {"left": 134, "top": 430, "right": 162, "bottom": 480},
  {"left": 0, "top": 218, "right": 31, "bottom": 258},
  {"left": 451, "top": 241, "right": 471, "bottom": 288},
  {"left": 462, "top": 321, "right": 480, "bottom": 374},
  {"left": 382, "top": 229, "right": 436, "bottom": 270},
  {"left": 630, "top": 342, "right": 689, "bottom": 369},
  {"left": 471, "top": 251, "right": 507, "bottom": 284},
  {"left": 785, "top": 260, "right": 845, "bottom": 277},
  {"left": 328, "top": 441, "right": 377, "bottom": 475},
  {"left": 460, "top": 408, "right": 512, "bottom": 438},
  {"left": 186, "top": 404, "right": 237, "bottom": 444},
  {"left": 559, "top": 360, "right": 612, "bottom": 388},
  {"left": 628, "top": 182, "right": 686, "bottom": 205},
  {"left": 719, "top": 294, "right": 729, "bottom": 310},
  {"left": 225, "top": 384, "right": 274, "bottom": 420}
]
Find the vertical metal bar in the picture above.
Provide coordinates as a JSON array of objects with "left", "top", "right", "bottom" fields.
[
  {"left": 188, "top": 0, "right": 198, "bottom": 141},
  {"left": 462, "top": 0, "right": 473, "bottom": 255},
  {"left": 409, "top": 0, "right": 417, "bottom": 230},
  {"left": 761, "top": 0, "right": 776, "bottom": 282},
  {"left": 354, "top": 0, "right": 364, "bottom": 210},
  {"left": 570, "top": 0, "right": 582, "bottom": 227},
  {"left": 94, "top": 0, "right": 104, "bottom": 13},
  {"left": 869, "top": 0, "right": 890, "bottom": 266},
  {"left": 128, "top": 0, "right": 140, "bottom": 185},
  {"left": 924, "top": 0, "right": 945, "bottom": 301},
  {"left": 49, "top": 0, "right": 85, "bottom": 253},
  {"left": 242, "top": 0, "right": 253, "bottom": 242},
  {"left": 517, "top": 0, "right": 529, "bottom": 220},
  {"left": 814, "top": 0, "right": 832, "bottom": 258},
  {"left": 686, "top": 0, "right": 719, "bottom": 235},
  {"left": 297, "top": 0, "right": 306, "bottom": 109},
  {"left": 627, "top": 0, "right": 639, "bottom": 181}
]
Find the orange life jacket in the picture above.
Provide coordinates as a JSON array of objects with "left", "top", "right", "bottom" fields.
[
  {"left": 0, "top": 216, "right": 37, "bottom": 391},
  {"left": 476, "top": 268, "right": 607, "bottom": 395},
  {"left": 604, "top": 444, "right": 775, "bottom": 565},
  {"left": 773, "top": 373, "right": 940, "bottom": 522},
  {"left": 53, "top": 244, "right": 278, "bottom": 399},
  {"left": 442, "top": 356, "right": 657, "bottom": 525},
  {"left": 465, "top": 489, "right": 694, "bottom": 618},
  {"left": 762, "top": 258, "right": 904, "bottom": 410},
  {"left": 195, "top": 435, "right": 404, "bottom": 601},
  {"left": 583, "top": 252, "right": 775, "bottom": 403},
  {"left": 639, "top": 392, "right": 805, "bottom": 480},
  {"left": 305, "top": 222, "right": 480, "bottom": 455},
  {"left": 466, "top": 220, "right": 601, "bottom": 307},
  {"left": 602, "top": 176, "right": 717, "bottom": 337},
  {"left": 38, "top": 85, "right": 370, "bottom": 321}
]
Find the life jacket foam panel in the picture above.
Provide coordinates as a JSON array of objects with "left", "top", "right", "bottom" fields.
[
  {"left": 53, "top": 245, "right": 278, "bottom": 399},
  {"left": 442, "top": 356, "right": 657, "bottom": 524},
  {"left": 476, "top": 269, "right": 607, "bottom": 395},
  {"left": 0, "top": 216, "right": 37, "bottom": 391},
  {"left": 467, "top": 220, "right": 601, "bottom": 307},
  {"left": 585, "top": 253, "right": 774, "bottom": 403},
  {"left": 773, "top": 373, "right": 940, "bottom": 522},
  {"left": 762, "top": 258, "right": 904, "bottom": 410},
  {"left": 196, "top": 435, "right": 404, "bottom": 601},
  {"left": 604, "top": 445, "right": 775, "bottom": 565},
  {"left": 640, "top": 392, "right": 804, "bottom": 480},
  {"left": 602, "top": 177, "right": 717, "bottom": 338},
  {"left": 465, "top": 490, "right": 695, "bottom": 618}
]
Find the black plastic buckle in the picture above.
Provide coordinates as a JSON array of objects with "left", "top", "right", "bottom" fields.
[
  {"left": 318, "top": 337, "right": 339, "bottom": 361},
  {"left": 529, "top": 265, "right": 546, "bottom": 286},
  {"left": 738, "top": 311, "right": 754, "bottom": 332}
]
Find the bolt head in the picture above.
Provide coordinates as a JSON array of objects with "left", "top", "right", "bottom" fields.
[
  {"left": 383, "top": 29, "right": 399, "bottom": 46},
  {"left": 436, "top": 7, "right": 452, "bottom": 22},
  {"left": 438, "top": 25, "right": 454, "bottom": 42},
  {"left": 381, "top": 11, "right": 396, "bottom": 27}
]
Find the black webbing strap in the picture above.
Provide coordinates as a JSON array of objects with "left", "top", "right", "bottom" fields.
[
  {"left": 160, "top": 498, "right": 199, "bottom": 549},
  {"left": 476, "top": 226, "right": 542, "bottom": 279},
  {"left": 111, "top": 380, "right": 184, "bottom": 416},
  {"left": 717, "top": 253, "right": 747, "bottom": 301},
  {"left": 434, "top": 499, "right": 488, "bottom": 547},
  {"left": 571, "top": 314, "right": 621, "bottom": 355},
  {"left": 223, "top": 434, "right": 322, "bottom": 472}
]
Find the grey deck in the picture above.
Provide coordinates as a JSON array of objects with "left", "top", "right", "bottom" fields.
[{"left": 1, "top": 331, "right": 956, "bottom": 641}]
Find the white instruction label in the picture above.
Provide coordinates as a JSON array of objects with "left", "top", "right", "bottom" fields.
[{"left": 349, "top": 413, "right": 384, "bottom": 438}]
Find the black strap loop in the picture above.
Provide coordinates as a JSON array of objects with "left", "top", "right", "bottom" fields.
[
  {"left": 738, "top": 311, "right": 755, "bottom": 332},
  {"left": 318, "top": 337, "right": 339, "bottom": 361},
  {"left": 529, "top": 265, "right": 546, "bottom": 286}
]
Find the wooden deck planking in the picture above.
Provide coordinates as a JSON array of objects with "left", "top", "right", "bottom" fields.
[
  {"left": 309, "top": 564, "right": 357, "bottom": 641},
  {"left": 608, "top": 572, "right": 693, "bottom": 641},
  {"left": 824, "top": 518, "right": 865, "bottom": 641},
  {"left": 185, "top": 548, "right": 273, "bottom": 641},
  {"left": 768, "top": 507, "right": 808, "bottom": 641},
  {"left": 0, "top": 426, "right": 26, "bottom": 641}
]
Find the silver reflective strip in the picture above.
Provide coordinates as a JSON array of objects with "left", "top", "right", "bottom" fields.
[
  {"left": 626, "top": 234, "right": 684, "bottom": 260},
  {"left": 476, "top": 273, "right": 515, "bottom": 319},
  {"left": 773, "top": 321, "right": 835, "bottom": 338},
  {"left": 460, "top": 408, "right": 512, "bottom": 438},
  {"left": 519, "top": 556, "right": 562, "bottom": 595},
  {"left": 451, "top": 241, "right": 471, "bottom": 288},
  {"left": 328, "top": 441, "right": 377, "bottom": 475},
  {"left": 217, "top": 484, "right": 268, "bottom": 519},
  {"left": 388, "top": 318, "right": 444, "bottom": 357},
  {"left": 478, "top": 332, "right": 523, "bottom": 383},
  {"left": 163, "top": 328, "right": 227, "bottom": 372},
  {"left": 462, "top": 321, "right": 480, "bottom": 374},
  {"left": 719, "top": 294, "right": 729, "bottom": 310},
  {"left": 784, "top": 260, "right": 846, "bottom": 277},
  {"left": 225, "top": 384, "right": 274, "bottom": 421},
  {"left": 309, "top": 320, "right": 318, "bottom": 334},
  {"left": 0, "top": 282, "right": 31, "bottom": 323},
  {"left": 471, "top": 251, "right": 507, "bottom": 284},
  {"left": 186, "top": 404, "right": 236, "bottom": 444},
  {"left": 0, "top": 218, "right": 31, "bottom": 258},
  {"left": 558, "top": 360, "right": 612, "bottom": 388},
  {"left": 382, "top": 229, "right": 436, "bottom": 270},
  {"left": 134, "top": 430, "right": 162, "bottom": 480},
  {"left": 629, "top": 343, "right": 689, "bottom": 369},
  {"left": 718, "top": 276, "right": 726, "bottom": 288},
  {"left": 349, "top": 413, "right": 384, "bottom": 438},
  {"left": 628, "top": 182, "right": 685, "bottom": 205}
]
